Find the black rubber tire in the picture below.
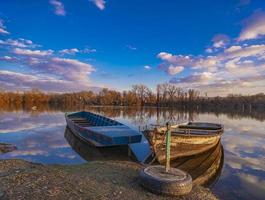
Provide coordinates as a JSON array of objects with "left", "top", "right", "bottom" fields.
[{"left": 139, "top": 165, "right": 192, "bottom": 196}]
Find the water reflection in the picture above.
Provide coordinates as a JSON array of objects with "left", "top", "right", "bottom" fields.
[
  {"left": 0, "top": 107, "right": 264, "bottom": 199},
  {"left": 171, "top": 140, "right": 224, "bottom": 187},
  {"left": 0, "top": 112, "right": 85, "bottom": 164},
  {"left": 64, "top": 127, "right": 130, "bottom": 161}
]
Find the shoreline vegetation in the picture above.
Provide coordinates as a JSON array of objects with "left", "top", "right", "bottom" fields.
[
  {"left": 0, "top": 159, "right": 218, "bottom": 200},
  {"left": 0, "top": 84, "right": 264, "bottom": 120}
]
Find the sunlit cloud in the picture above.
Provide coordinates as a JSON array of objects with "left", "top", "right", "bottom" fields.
[
  {"left": 0, "top": 42, "right": 97, "bottom": 92},
  {"left": 212, "top": 34, "right": 230, "bottom": 48},
  {"left": 49, "top": 0, "right": 66, "bottom": 16},
  {"left": 167, "top": 65, "right": 184, "bottom": 75},
  {"left": 13, "top": 48, "right": 54, "bottom": 57},
  {"left": 0, "top": 28, "right": 98, "bottom": 92},
  {"left": 170, "top": 72, "right": 215, "bottom": 84},
  {"left": 0, "top": 38, "right": 39, "bottom": 48},
  {"left": 0, "top": 58, "right": 96, "bottom": 92},
  {"left": 0, "top": 70, "right": 84, "bottom": 92},
  {"left": 156, "top": 9, "right": 265, "bottom": 96},
  {"left": 44, "top": 57, "right": 95, "bottom": 82},
  {"left": 90, "top": 0, "right": 106, "bottom": 10},
  {"left": 157, "top": 43, "right": 265, "bottom": 95},
  {"left": 238, "top": 10, "right": 265, "bottom": 41}
]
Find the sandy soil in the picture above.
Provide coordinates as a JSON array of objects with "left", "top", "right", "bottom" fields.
[{"left": 0, "top": 159, "right": 218, "bottom": 200}]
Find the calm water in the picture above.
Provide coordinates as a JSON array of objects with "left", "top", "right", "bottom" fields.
[{"left": 0, "top": 107, "right": 264, "bottom": 200}]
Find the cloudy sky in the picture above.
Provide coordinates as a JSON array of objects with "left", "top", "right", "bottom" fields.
[{"left": 0, "top": 0, "right": 264, "bottom": 96}]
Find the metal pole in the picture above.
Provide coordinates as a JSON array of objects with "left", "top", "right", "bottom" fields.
[
  {"left": 165, "top": 122, "right": 171, "bottom": 172},
  {"left": 128, "top": 136, "right": 131, "bottom": 157}
]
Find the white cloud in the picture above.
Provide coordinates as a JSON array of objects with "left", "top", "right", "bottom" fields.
[
  {"left": 205, "top": 48, "right": 213, "bottom": 53},
  {"left": 49, "top": 0, "right": 66, "bottom": 16},
  {"left": 157, "top": 52, "right": 174, "bottom": 62},
  {"left": 192, "top": 56, "right": 219, "bottom": 72},
  {"left": 0, "top": 19, "right": 9, "bottom": 34},
  {"left": 90, "top": 0, "right": 106, "bottom": 10},
  {"left": 212, "top": 34, "right": 230, "bottom": 48},
  {"left": 0, "top": 38, "right": 38, "bottom": 48},
  {"left": 59, "top": 48, "right": 79, "bottom": 55},
  {"left": 159, "top": 42, "right": 265, "bottom": 96},
  {"left": 156, "top": 11, "right": 265, "bottom": 96},
  {"left": 0, "top": 28, "right": 9, "bottom": 34},
  {"left": 1, "top": 42, "right": 97, "bottom": 92},
  {"left": 224, "top": 44, "right": 265, "bottom": 59},
  {"left": 238, "top": 11, "right": 265, "bottom": 41},
  {"left": 224, "top": 45, "right": 242, "bottom": 53},
  {"left": 170, "top": 72, "right": 215, "bottom": 84},
  {"left": 167, "top": 65, "right": 184, "bottom": 75},
  {"left": 144, "top": 65, "right": 151, "bottom": 70},
  {"left": 0, "top": 70, "right": 97, "bottom": 92},
  {"left": 0, "top": 56, "right": 17, "bottom": 62},
  {"left": 157, "top": 52, "right": 193, "bottom": 72},
  {"left": 59, "top": 48, "right": 96, "bottom": 55},
  {"left": 45, "top": 57, "right": 95, "bottom": 82},
  {"left": 13, "top": 48, "right": 54, "bottom": 57}
]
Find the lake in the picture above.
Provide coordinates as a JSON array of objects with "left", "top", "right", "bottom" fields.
[{"left": 0, "top": 107, "right": 264, "bottom": 200}]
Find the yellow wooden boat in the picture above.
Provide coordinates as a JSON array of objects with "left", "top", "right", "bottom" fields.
[{"left": 144, "top": 122, "right": 224, "bottom": 164}]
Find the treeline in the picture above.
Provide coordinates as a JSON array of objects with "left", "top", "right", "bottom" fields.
[{"left": 0, "top": 84, "right": 264, "bottom": 112}]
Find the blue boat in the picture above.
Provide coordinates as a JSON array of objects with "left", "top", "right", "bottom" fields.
[{"left": 65, "top": 111, "right": 142, "bottom": 147}]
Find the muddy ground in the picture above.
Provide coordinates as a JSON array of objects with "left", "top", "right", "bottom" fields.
[{"left": 0, "top": 159, "right": 218, "bottom": 200}]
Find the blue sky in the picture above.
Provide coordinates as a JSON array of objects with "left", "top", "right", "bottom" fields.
[{"left": 0, "top": 0, "right": 265, "bottom": 96}]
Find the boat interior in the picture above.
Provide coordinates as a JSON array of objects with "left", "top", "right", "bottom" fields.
[
  {"left": 178, "top": 122, "right": 223, "bottom": 131},
  {"left": 67, "top": 112, "right": 122, "bottom": 127}
]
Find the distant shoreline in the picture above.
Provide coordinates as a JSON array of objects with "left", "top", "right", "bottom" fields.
[{"left": 0, "top": 104, "right": 264, "bottom": 122}]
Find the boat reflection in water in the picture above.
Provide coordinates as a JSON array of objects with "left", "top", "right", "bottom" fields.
[
  {"left": 64, "top": 127, "right": 131, "bottom": 162},
  {"left": 170, "top": 140, "right": 224, "bottom": 186}
]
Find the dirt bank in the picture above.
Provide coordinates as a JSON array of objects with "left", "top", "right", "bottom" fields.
[{"left": 0, "top": 159, "right": 218, "bottom": 200}]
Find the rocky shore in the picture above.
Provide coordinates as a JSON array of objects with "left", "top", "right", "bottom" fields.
[
  {"left": 0, "top": 144, "right": 17, "bottom": 154},
  {"left": 0, "top": 159, "right": 218, "bottom": 200}
]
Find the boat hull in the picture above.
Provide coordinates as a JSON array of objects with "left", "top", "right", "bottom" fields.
[
  {"left": 144, "top": 122, "right": 223, "bottom": 164},
  {"left": 65, "top": 111, "right": 142, "bottom": 147}
]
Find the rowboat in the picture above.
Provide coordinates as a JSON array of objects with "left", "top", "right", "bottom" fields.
[
  {"left": 144, "top": 122, "right": 223, "bottom": 164},
  {"left": 65, "top": 111, "right": 142, "bottom": 147}
]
